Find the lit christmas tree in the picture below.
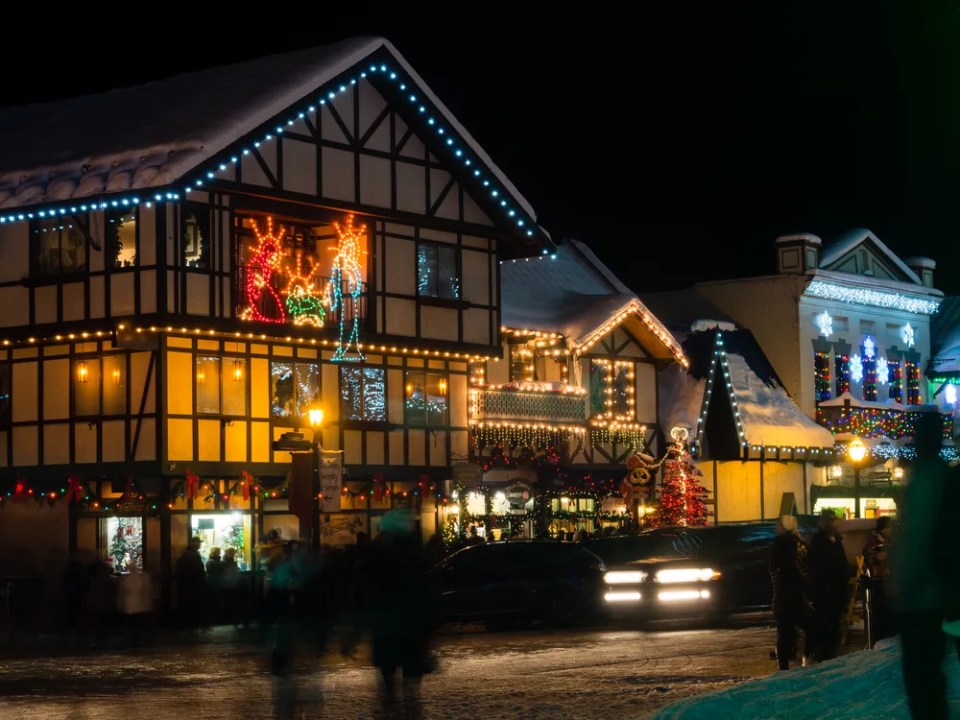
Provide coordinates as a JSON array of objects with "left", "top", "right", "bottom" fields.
[{"left": 655, "top": 426, "right": 710, "bottom": 527}]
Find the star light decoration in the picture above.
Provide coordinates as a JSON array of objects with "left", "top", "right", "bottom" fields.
[
  {"left": 815, "top": 310, "right": 833, "bottom": 338},
  {"left": 901, "top": 322, "right": 915, "bottom": 348}
]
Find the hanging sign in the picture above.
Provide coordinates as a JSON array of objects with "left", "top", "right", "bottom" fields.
[
  {"left": 505, "top": 481, "right": 534, "bottom": 512},
  {"left": 320, "top": 450, "right": 344, "bottom": 512}
]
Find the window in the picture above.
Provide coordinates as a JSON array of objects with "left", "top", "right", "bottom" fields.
[
  {"left": 906, "top": 361, "right": 921, "bottom": 405},
  {"left": 861, "top": 337, "right": 878, "bottom": 401},
  {"left": 73, "top": 356, "right": 127, "bottom": 416},
  {"left": 196, "top": 356, "right": 246, "bottom": 415},
  {"left": 814, "top": 351, "right": 831, "bottom": 402},
  {"left": 405, "top": 371, "right": 448, "bottom": 426},
  {"left": 510, "top": 344, "right": 535, "bottom": 382},
  {"left": 31, "top": 217, "right": 87, "bottom": 276},
  {"left": 835, "top": 352, "right": 851, "bottom": 396},
  {"left": 182, "top": 203, "right": 210, "bottom": 269},
  {"left": 340, "top": 366, "right": 385, "bottom": 422},
  {"left": 0, "top": 363, "right": 10, "bottom": 427},
  {"left": 107, "top": 208, "right": 137, "bottom": 269},
  {"left": 589, "top": 360, "right": 633, "bottom": 418},
  {"left": 271, "top": 362, "right": 320, "bottom": 419},
  {"left": 417, "top": 241, "right": 460, "bottom": 300},
  {"left": 889, "top": 361, "right": 903, "bottom": 403}
]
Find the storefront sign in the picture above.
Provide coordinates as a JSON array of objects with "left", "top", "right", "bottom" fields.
[
  {"left": 320, "top": 450, "right": 343, "bottom": 512},
  {"left": 505, "top": 481, "right": 533, "bottom": 512},
  {"left": 79, "top": 499, "right": 156, "bottom": 514}
]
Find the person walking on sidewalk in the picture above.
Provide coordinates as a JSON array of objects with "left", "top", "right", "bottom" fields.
[
  {"left": 768, "top": 514, "right": 815, "bottom": 670},
  {"left": 807, "top": 509, "right": 851, "bottom": 662}
]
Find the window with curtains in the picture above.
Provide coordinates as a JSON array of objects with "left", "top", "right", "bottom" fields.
[
  {"left": 340, "top": 366, "right": 386, "bottom": 422},
  {"left": 196, "top": 356, "right": 246, "bottom": 415},
  {"left": 404, "top": 370, "right": 449, "bottom": 426}
]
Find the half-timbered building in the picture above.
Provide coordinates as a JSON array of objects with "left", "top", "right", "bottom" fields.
[{"left": 0, "top": 36, "right": 555, "bottom": 620}]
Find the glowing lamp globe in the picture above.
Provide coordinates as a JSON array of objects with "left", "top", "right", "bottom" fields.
[
  {"left": 848, "top": 437, "right": 867, "bottom": 464},
  {"left": 308, "top": 407, "right": 324, "bottom": 429}
]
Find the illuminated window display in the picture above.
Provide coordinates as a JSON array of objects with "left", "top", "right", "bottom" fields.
[
  {"left": 340, "top": 366, "right": 385, "bottom": 422},
  {"left": 103, "top": 516, "right": 143, "bottom": 572},
  {"left": 107, "top": 208, "right": 137, "bottom": 268},
  {"left": 404, "top": 370, "right": 448, "bottom": 426},
  {"left": 271, "top": 362, "right": 320, "bottom": 419},
  {"left": 190, "top": 512, "right": 251, "bottom": 569}
]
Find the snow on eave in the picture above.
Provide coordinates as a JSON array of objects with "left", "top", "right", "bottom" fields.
[
  {"left": 573, "top": 299, "right": 689, "bottom": 368},
  {"left": 0, "top": 36, "right": 539, "bottom": 228}
]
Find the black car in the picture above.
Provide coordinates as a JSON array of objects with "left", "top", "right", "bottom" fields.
[
  {"left": 585, "top": 517, "right": 842, "bottom": 624},
  {"left": 426, "top": 540, "right": 607, "bottom": 630}
]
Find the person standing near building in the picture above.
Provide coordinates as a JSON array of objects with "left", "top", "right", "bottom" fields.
[
  {"left": 768, "top": 514, "right": 814, "bottom": 670},
  {"left": 807, "top": 509, "right": 851, "bottom": 662},
  {"left": 862, "top": 516, "right": 894, "bottom": 644},
  {"left": 175, "top": 536, "right": 207, "bottom": 632}
]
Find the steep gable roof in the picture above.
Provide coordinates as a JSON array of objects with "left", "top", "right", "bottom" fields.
[
  {"left": 0, "top": 36, "right": 549, "bottom": 250},
  {"left": 501, "top": 238, "right": 687, "bottom": 366},
  {"left": 819, "top": 228, "right": 922, "bottom": 285}
]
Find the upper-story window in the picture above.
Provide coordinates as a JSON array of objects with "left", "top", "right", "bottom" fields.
[
  {"left": 404, "top": 370, "right": 448, "bottom": 426},
  {"left": 107, "top": 209, "right": 137, "bottom": 269},
  {"left": 236, "top": 212, "right": 368, "bottom": 329},
  {"left": 30, "top": 217, "right": 87, "bottom": 276},
  {"left": 509, "top": 344, "right": 535, "bottom": 382},
  {"left": 74, "top": 355, "right": 127, "bottom": 416},
  {"left": 860, "top": 336, "right": 878, "bottom": 401},
  {"left": 340, "top": 366, "right": 385, "bottom": 422},
  {"left": 417, "top": 240, "right": 460, "bottom": 300},
  {"left": 814, "top": 350, "right": 832, "bottom": 402},
  {"left": 196, "top": 356, "right": 246, "bottom": 416},
  {"left": 270, "top": 362, "right": 320, "bottom": 420},
  {"left": 182, "top": 202, "right": 210, "bottom": 269},
  {"left": 589, "top": 359, "right": 633, "bottom": 418},
  {"left": 0, "top": 362, "right": 11, "bottom": 428}
]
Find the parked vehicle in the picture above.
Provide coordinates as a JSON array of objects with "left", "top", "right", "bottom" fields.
[
  {"left": 585, "top": 517, "right": 874, "bottom": 625},
  {"left": 426, "top": 540, "right": 607, "bottom": 630}
]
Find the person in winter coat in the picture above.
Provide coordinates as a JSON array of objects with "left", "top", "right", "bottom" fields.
[
  {"left": 807, "top": 509, "right": 851, "bottom": 661},
  {"left": 768, "top": 514, "right": 814, "bottom": 670},
  {"left": 175, "top": 536, "right": 207, "bottom": 631}
]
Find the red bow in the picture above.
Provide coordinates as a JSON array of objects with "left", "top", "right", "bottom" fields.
[
  {"left": 66, "top": 474, "right": 86, "bottom": 503},
  {"left": 120, "top": 474, "right": 135, "bottom": 502},
  {"left": 13, "top": 479, "right": 26, "bottom": 503},
  {"left": 241, "top": 470, "right": 253, "bottom": 501},
  {"left": 185, "top": 469, "right": 200, "bottom": 499}
]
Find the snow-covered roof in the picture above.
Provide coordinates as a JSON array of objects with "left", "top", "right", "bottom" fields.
[
  {"left": 500, "top": 239, "right": 687, "bottom": 366},
  {"left": 662, "top": 329, "right": 837, "bottom": 452},
  {"left": 820, "top": 228, "right": 923, "bottom": 285},
  {"left": 0, "top": 36, "right": 543, "bottom": 241}
]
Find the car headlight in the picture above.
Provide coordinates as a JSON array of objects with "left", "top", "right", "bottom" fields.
[
  {"left": 603, "top": 570, "right": 647, "bottom": 584},
  {"left": 655, "top": 568, "right": 722, "bottom": 583}
]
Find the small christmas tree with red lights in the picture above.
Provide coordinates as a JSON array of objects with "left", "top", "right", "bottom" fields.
[{"left": 655, "top": 427, "right": 710, "bottom": 527}]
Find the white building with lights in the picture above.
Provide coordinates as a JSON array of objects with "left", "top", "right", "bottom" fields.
[{"left": 679, "top": 229, "right": 950, "bottom": 516}]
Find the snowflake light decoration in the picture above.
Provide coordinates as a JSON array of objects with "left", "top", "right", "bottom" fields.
[
  {"left": 901, "top": 322, "right": 915, "bottom": 348},
  {"left": 877, "top": 356, "right": 889, "bottom": 385},
  {"left": 947, "top": 384, "right": 958, "bottom": 406},
  {"left": 815, "top": 310, "right": 833, "bottom": 338},
  {"left": 850, "top": 354, "right": 864, "bottom": 383},
  {"left": 863, "top": 336, "right": 875, "bottom": 359}
]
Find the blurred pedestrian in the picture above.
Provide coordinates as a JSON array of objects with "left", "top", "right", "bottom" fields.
[
  {"left": 175, "top": 536, "right": 207, "bottom": 632},
  {"left": 768, "top": 514, "right": 815, "bottom": 670},
  {"left": 221, "top": 547, "right": 243, "bottom": 627},
  {"left": 86, "top": 555, "right": 117, "bottom": 648},
  {"left": 118, "top": 566, "right": 154, "bottom": 646},
  {"left": 862, "top": 516, "right": 894, "bottom": 644},
  {"left": 206, "top": 547, "right": 224, "bottom": 625},
  {"left": 889, "top": 411, "right": 958, "bottom": 719},
  {"left": 807, "top": 508, "right": 851, "bottom": 661},
  {"left": 365, "top": 510, "right": 437, "bottom": 718},
  {"left": 464, "top": 525, "right": 483, "bottom": 546},
  {"left": 59, "top": 549, "right": 89, "bottom": 648}
]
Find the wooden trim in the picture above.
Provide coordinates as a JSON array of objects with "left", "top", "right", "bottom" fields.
[
  {"left": 428, "top": 176, "right": 456, "bottom": 218},
  {"left": 250, "top": 146, "right": 280, "bottom": 190},
  {"left": 130, "top": 350, "right": 156, "bottom": 462}
]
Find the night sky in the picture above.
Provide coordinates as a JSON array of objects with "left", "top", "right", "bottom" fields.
[{"left": 6, "top": 3, "right": 960, "bottom": 295}]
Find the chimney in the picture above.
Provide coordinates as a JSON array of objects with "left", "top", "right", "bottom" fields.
[
  {"left": 904, "top": 256, "right": 936, "bottom": 288},
  {"left": 775, "top": 233, "right": 821, "bottom": 274}
]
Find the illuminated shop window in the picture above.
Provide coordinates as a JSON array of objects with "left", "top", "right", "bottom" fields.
[
  {"left": 404, "top": 371, "right": 448, "bottom": 426},
  {"left": 270, "top": 362, "right": 320, "bottom": 419},
  {"left": 196, "top": 356, "right": 246, "bottom": 415},
  {"left": 191, "top": 512, "right": 252, "bottom": 569},
  {"left": 107, "top": 208, "right": 137, "bottom": 269},
  {"left": 182, "top": 202, "right": 210, "bottom": 269},
  {"left": 103, "top": 516, "right": 143, "bottom": 573},
  {"left": 340, "top": 366, "right": 385, "bottom": 422},
  {"left": 31, "top": 216, "right": 87, "bottom": 276},
  {"left": 417, "top": 241, "right": 460, "bottom": 300}
]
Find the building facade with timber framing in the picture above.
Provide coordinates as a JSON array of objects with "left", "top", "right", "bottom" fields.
[{"left": 0, "top": 36, "right": 561, "bottom": 618}]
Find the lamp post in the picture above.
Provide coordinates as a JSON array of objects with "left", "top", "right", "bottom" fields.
[
  {"left": 308, "top": 407, "right": 324, "bottom": 551},
  {"left": 847, "top": 436, "right": 867, "bottom": 519}
]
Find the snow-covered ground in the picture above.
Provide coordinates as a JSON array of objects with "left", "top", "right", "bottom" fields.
[{"left": 651, "top": 636, "right": 960, "bottom": 719}]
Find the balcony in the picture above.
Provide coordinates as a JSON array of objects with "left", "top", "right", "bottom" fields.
[
  {"left": 817, "top": 392, "right": 954, "bottom": 440},
  {"left": 471, "top": 382, "right": 589, "bottom": 424},
  {"left": 236, "top": 268, "right": 366, "bottom": 329}
]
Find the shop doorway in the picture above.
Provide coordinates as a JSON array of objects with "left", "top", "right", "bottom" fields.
[
  {"left": 102, "top": 516, "right": 143, "bottom": 573},
  {"left": 190, "top": 513, "right": 252, "bottom": 570}
]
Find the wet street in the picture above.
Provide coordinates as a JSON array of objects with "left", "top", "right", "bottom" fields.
[{"left": 0, "top": 619, "right": 867, "bottom": 720}]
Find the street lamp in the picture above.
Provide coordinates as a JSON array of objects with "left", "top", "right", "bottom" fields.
[
  {"left": 308, "top": 407, "right": 324, "bottom": 551},
  {"left": 847, "top": 436, "right": 867, "bottom": 519}
]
